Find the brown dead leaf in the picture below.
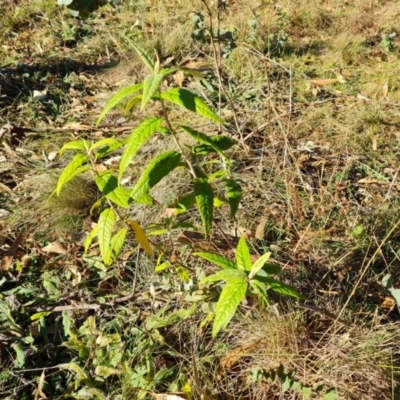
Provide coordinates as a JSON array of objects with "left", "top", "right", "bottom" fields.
[
  {"left": 1, "top": 232, "right": 24, "bottom": 271},
  {"left": 36, "top": 370, "right": 48, "bottom": 399},
  {"left": 358, "top": 178, "right": 389, "bottom": 185},
  {"left": 63, "top": 122, "right": 92, "bottom": 131},
  {"left": 152, "top": 394, "right": 188, "bottom": 400},
  {"left": 174, "top": 70, "right": 185, "bottom": 87},
  {"left": 0, "top": 181, "right": 13, "bottom": 194},
  {"left": 381, "top": 297, "right": 395, "bottom": 310},
  {"left": 255, "top": 217, "right": 267, "bottom": 240},
  {"left": 42, "top": 242, "right": 68, "bottom": 255},
  {"left": 162, "top": 208, "right": 178, "bottom": 218},
  {"left": 29, "top": 321, "right": 40, "bottom": 337},
  {"left": 230, "top": 227, "right": 253, "bottom": 240}
]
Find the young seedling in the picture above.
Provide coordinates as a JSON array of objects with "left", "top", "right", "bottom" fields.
[{"left": 195, "top": 236, "right": 304, "bottom": 336}]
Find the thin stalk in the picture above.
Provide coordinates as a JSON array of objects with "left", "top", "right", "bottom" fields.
[{"left": 159, "top": 96, "right": 198, "bottom": 179}]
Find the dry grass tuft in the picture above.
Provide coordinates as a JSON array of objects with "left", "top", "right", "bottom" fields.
[{"left": 214, "top": 309, "right": 400, "bottom": 399}]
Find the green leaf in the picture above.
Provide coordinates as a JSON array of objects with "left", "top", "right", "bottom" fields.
[
  {"left": 249, "top": 279, "right": 269, "bottom": 304},
  {"left": 213, "top": 279, "right": 247, "bottom": 337},
  {"left": 124, "top": 96, "right": 142, "bottom": 114},
  {"left": 12, "top": 343, "right": 25, "bottom": 368},
  {"left": 155, "top": 261, "right": 170, "bottom": 272},
  {"left": 95, "top": 365, "right": 120, "bottom": 378},
  {"left": 109, "top": 228, "right": 127, "bottom": 261},
  {"left": 323, "top": 390, "right": 339, "bottom": 400},
  {"left": 262, "top": 263, "right": 282, "bottom": 275},
  {"left": 248, "top": 251, "right": 272, "bottom": 280},
  {"left": 60, "top": 139, "right": 90, "bottom": 156},
  {"left": 30, "top": 311, "right": 52, "bottom": 321},
  {"left": 225, "top": 179, "right": 242, "bottom": 219},
  {"left": 90, "top": 138, "right": 123, "bottom": 152},
  {"left": 180, "top": 126, "right": 226, "bottom": 158},
  {"left": 170, "top": 192, "right": 197, "bottom": 214},
  {"left": 119, "top": 117, "right": 162, "bottom": 181},
  {"left": 176, "top": 266, "right": 190, "bottom": 283},
  {"left": 194, "top": 178, "right": 214, "bottom": 238},
  {"left": 159, "top": 67, "right": 203, "bottom": 79},
  {"left": 389, "top": 288, "right": 400, "bottom": 307},
  {"left": 84, "top": 224, "right": 99, "bottom": 253},
  {"left": 125, "top": 38, "right": 155, "bottom": 72},
  {"left": 141, "top": 73, "right": 164, "bottom": 110},
  {"left": 96, "top": 83, "right": 143, "bottom": 125},
  {"left": 102, "top": 179, "right": 128, "bottom": 207},
  {"left": 258, "top": 277, "right": 304, "bottom": 299},
  {"left": 90, "top": 138, "right": 124, "bottom": 159},
  {"left": 193, "top": 135, "right": 236, "bottom": 155},
  {"left": 201, "top": 269, "right": 247, "bottom": 283},
  {"left": 194, "top": 251, "right": 236, "bottom": 269},
  {"left": 160, "top": 88, "right": 223, "bottom": 123},
  {"left": 130, "top": 151, "right": 181, "bottom": 204},
  {"left": 98, "top": 208, "right": 116, "bottom": 266},
  {"left": 236, "top": 237, "right": 252, "bottom": 271},
  {"left": 351, "top": 225, "right": 364, "bottom": 237},
  {"left": 95, "top": 170, "right": 131, "bottom": 208},
  {"left": 56, "top": 154, "right": 89, "bottom": 196}
]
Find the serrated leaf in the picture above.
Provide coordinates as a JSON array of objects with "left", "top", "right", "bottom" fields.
[
  {"left": 96, "top": 83, "right": 143, "bottom": 125},
  {"left": 193, "top": 135, "right": 236, "bottom": 155},
  {"left": 90, "top": 138, "right": 123, "bottom": 151},
  {"left": 124, "top": 95, "right": 142, "bottom": 114},
  {"left": 127, "top": 220, "right": 154, "bottom": 258},
  {"left": 84, "top": 224, "right": 99, "bottom": 253},
  {"left": 130, "top": 151, "right": 181, "bottom": 204},
  {"left": 95, "top": 170, "right": 131, "bottom": 208},
  {"left": 119, "top": 117, "right": 162, "bottom": 181},
  {"left": 226, "top": 179, "right": 242, "bottom": 218},
  {"left": 214, "top": 196, "right": 228, "bottom": 207},
  {"left": 194, "top": 178, "right": 214, "bottom": 238},
  {"left": 125, "top": 38, "right": 155, "bottom": 72},
  {"left": 249, "top": 279, "right": 269, "bottom": 302},
  {"left": 57, "top": 154, "right": 89, "bottom": 196},
  {"left": 213, "top": 279, "right": 247, "bottom": 337},
  {"left": 262, "top": 263, "right": 282, "bottom": 275},
  {"left": 258, "top": 277, "right": 304, "bottom": 299},
  {"left": 109, "top": 228, "right": 127, "bottom": 261},
  {"left": 159, "top": 67, "right": 203, "bottom": 79},
  {"left": 141, "top": 74, "right": 164, "bottom": 110},
  {"left": 180, "top": 126, "right": 226, "bottom": 158},
  {"left": 170, "top": 192, "right": 197, "bottom": 214},
  {"left": 60, "top": 139, "right": 90, "bottom": 156},
  {"left": 160, "top": 88, "right": 223, "bottom": 123},
  {"left": 194, "top": 251, "right": 236, "bottom": 269},
  {"left": 248, "top": 251, "right": 272, "bottom": 280},
  {"left": 98, "top": 208, "right": 115, "bottom": 266},
  {"left": 201, "top": 269, "right": 247, "bottom": 283},
  {"left": 90, "top": 138, "right": 124, "bottom": 160},
  {"left": 236, "top": 237, "right": 252, "bottom": 271}
]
